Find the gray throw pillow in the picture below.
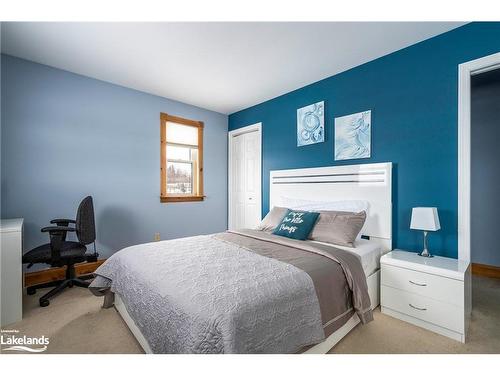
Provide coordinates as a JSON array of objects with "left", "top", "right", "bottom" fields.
[
  {"left": 256, "top": 206, "right": 289, "bottom": 232},
  {"left": 309, "top": 210, "right": 366, "bottom": 247}
]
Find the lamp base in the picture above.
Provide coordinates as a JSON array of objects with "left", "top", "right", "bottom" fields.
[
  {"left": 418, "top": 248, "right": 433, "bottom": 258},
  {"left": 417, "top": 231, "right": 434, "bottom": 257}
]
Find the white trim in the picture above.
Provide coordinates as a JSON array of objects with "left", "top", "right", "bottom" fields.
[
  {"left": 227, "top": 123, "right": 262, "bottom": 230},
  {"left": 228, "top": 122, "right": 262, "bottom": 138},
  {"left": 458, "top": 52, "right": 500, "bottom": 262}
]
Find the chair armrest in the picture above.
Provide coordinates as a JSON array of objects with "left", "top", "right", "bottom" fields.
[
  {"left": 41, "top": 227, "right": 75, "bottom": 266},
  {"left": 50, "top": 219, "right": 76, "bottom": 225},
  {"left": 41, "top": 226, "right": 76, "bottom": 233}
]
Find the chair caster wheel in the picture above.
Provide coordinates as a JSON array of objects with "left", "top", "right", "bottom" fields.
[
  {"left": 39, "top": 299, "right": 50, "bottom": 307},
  {"left": 27, "top": 287, "right": 36, "bottom": 295},
  {"left": 68, "top": 282, "right": 74, "bottom": 288}
]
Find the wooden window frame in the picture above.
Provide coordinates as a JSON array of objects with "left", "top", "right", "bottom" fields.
[{"left": 160, "top": 113, "right": 204, "bottom": 203}]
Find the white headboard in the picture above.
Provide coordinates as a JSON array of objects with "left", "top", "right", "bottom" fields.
[{"left": 270, "top": 162, "right": 392, "bottom": 251}]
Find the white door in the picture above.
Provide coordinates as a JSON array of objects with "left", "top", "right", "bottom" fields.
[{"left": 229, "top": 124, "right": 262, "bottom": 230}]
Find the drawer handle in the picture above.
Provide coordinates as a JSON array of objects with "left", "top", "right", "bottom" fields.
[
  {"left": 409, "top": 280, "right": 427, "bottom": 287},
  {"left": 409, "top": 303, "right": 427, "bottom": 311}
]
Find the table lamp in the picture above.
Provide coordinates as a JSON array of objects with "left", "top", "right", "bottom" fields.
[{"left": 410, "top": 207, "right": 440, "bottom": 257}]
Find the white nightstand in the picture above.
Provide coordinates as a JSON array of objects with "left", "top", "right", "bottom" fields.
[{"left": 380, "top": 250, "right": 471, "bottom": 343}]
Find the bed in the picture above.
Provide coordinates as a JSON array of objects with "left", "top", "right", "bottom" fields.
[{"left": 91, "top": 162, "right": 392, "bottom": 354}]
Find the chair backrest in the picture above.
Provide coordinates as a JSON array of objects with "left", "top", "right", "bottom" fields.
[{"left": 75, "top": 196, "right": 96, "bottom": 245}]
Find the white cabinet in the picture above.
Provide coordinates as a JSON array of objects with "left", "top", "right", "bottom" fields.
[
  {"left": 381, "top": 250, "right": 471, "bottom": 343},
  {"left": 1, "top": 218, "right": 24, "bottom": 326}
]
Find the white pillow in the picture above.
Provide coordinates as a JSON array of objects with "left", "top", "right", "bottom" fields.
[{"left": 279, "top": 196, "right": 369, "bottom": 239}]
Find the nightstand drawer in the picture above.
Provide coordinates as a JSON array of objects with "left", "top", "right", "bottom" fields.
[
  {"left": 381, "top": 264, "right": 464, "bottom": 307},
  {"left": 381, "top": 285, "right": 464, "bottom": 333}
]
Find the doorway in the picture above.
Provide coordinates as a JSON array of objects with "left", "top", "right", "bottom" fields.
[
  {"left": 458, "top": 52, "right": 500, "bottom": 262},
  {"left": 459, "top": 55, "right": 500, "bottom": 338},
  {"left": 228, "top": 123, "right": 262, "bottom": 230},
  {"left": 471, "top": 68, "right": 500, "bottom": 275}
]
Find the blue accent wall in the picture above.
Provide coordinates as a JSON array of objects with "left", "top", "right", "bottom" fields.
[
  {"left": 229, "top": 22, "right": 500, "bottom": 258},
  {"left": 1, "top": 54, "right": 228, "bottom": 261}
]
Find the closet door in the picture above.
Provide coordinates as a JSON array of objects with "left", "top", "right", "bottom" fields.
[{"left": 229, "top": 124, "right": 262, "bottom": 230}]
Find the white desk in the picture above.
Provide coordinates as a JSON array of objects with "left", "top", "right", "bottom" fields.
[{"left": 1, "top": 218, "right": 24, "bottom": 327}]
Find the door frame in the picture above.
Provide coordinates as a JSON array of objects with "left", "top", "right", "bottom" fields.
[
  {"left": 458, "top": 52, "right": 500, "bottom": 262},
  {"left": 228, "top": 123, "right": 262, "bottom": 230}
]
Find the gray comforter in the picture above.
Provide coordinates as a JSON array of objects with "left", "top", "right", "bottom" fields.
[{"left": 90, "top": 229, "right": 371, "bottom": 353}]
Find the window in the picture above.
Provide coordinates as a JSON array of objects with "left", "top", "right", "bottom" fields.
[{"left": 160, "top": 113, "right": 204, "bottom": 202}]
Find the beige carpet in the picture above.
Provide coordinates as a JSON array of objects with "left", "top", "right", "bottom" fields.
[
  {"left": 2, "top": 285, "right": 143, "bottom": 354},
  {"left": 331, "top": 275, "right": 500, "bottom": 354},
  {"left": 2, "top": 275, "right": 499, "bottom": 354}
]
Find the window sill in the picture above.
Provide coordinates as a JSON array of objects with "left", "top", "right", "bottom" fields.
[{"left": 160, "top": 195, "right": 205, "bottom": 203}]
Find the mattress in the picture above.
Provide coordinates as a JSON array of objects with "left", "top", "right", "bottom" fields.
[{"left": 313, "top": 239, "right": 386, "bottom": 276}]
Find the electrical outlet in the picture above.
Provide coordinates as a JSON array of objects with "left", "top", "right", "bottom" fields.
[{"left": 154, "top": 233, "right": 161, "bottom": 241}]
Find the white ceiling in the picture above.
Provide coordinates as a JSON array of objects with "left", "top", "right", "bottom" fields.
[{"left": 1, "top": 22, "right": 465, "bottom": 114}]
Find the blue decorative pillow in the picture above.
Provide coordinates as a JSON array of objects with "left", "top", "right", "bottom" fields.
[{"left": 272, "top": 209, "right": 320, "bottom": 240}]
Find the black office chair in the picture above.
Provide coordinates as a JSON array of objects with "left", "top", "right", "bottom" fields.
[{"left": 23, "top": 196, "right": 99, "bottom": 307}]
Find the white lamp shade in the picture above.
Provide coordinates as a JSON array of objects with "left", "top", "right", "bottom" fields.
[{"left": 410, "top": 207, "right": 441, "bottom": 231}]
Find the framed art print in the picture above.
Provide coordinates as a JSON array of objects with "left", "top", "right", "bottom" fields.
[
  {"left": 334, "top": 110, "right": 371, "bottom": 160},
  {"left": 297, "top": 101, "right": 324, "bottom": 147}
]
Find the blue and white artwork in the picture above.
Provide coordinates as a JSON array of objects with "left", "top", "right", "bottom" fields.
[
  {"left": 334, "top": 110, "right": 371, "bottom": 160},
  {"left": 297, "top": 101, "right": 324, "bottom": 147}
]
